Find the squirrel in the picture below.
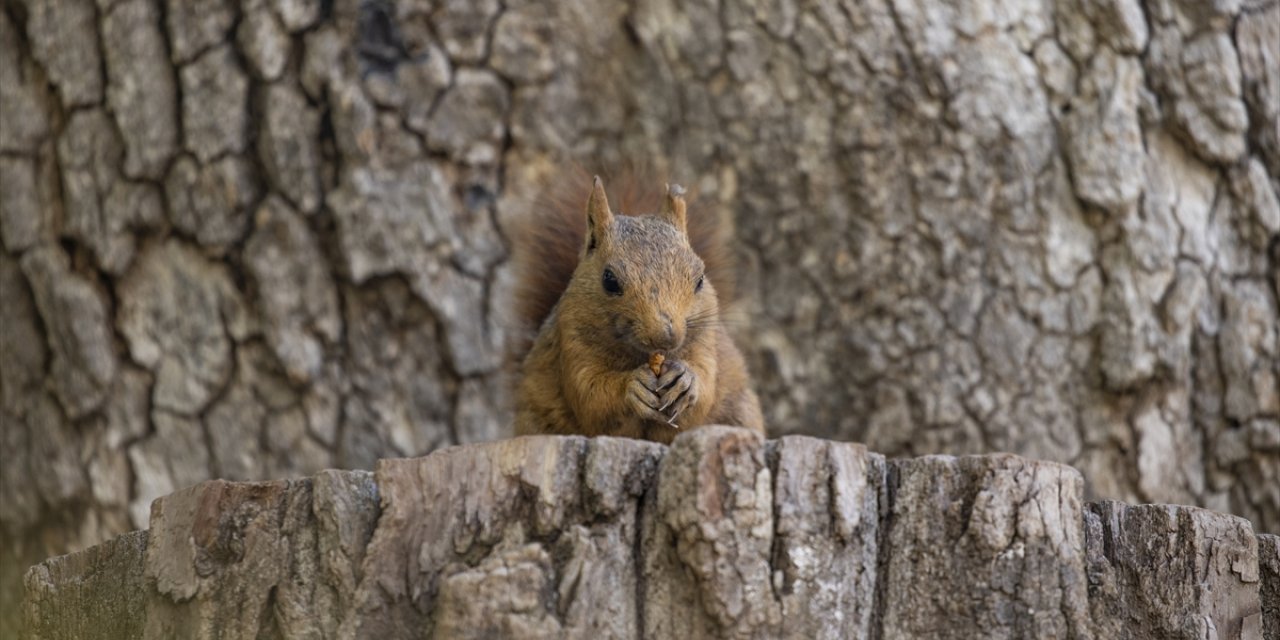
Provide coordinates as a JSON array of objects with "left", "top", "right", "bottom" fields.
[{"left": 509, "top": 173, "right": 764, "bottom": 444}]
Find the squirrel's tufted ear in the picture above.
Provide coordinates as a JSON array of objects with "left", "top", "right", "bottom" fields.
[
  {"left": 658, "top": 183, "right": 687, "bottom": 235},
  {"left": 584, "top": 176, "right": 614, "bottom": 253}
]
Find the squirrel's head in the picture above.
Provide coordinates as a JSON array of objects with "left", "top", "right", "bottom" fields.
[{"left": 564, "top": 177, "right": 716, "bottom": 358}]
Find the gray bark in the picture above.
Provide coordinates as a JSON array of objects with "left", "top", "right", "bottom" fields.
[
  {"left": 1, "top": 0, "right": 1278, "bottom": 635},
  {"left": 22, "top": 429, "right": 1272, "bottom": 638},
  {"left": 1263, "top": 534, "right": 1280, "bottom": 640},
  {"left": 1086, "top": 501, "right": 1266, "bottom": 639}
]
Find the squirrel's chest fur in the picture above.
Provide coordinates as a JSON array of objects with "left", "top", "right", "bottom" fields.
[
  {"left": 513, "top": 310, "right": 698, "bottom": 444},
  {"left": 513, "top": 304, "right": 763, "bottom": 444}
]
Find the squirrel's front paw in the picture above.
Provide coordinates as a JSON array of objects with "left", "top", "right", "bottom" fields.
[
  {"left": 656, "top": 360, "right": 697, "bottom": 426},
  {"left": 626, "top": 366, "right": 670, "bottom": 424}
]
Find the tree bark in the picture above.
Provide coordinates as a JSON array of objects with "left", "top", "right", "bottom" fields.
[
  {"left": 22, "top": 429, "right": 1274, "bottom": 639},
  {"left": 1, "top": 0, "right": 1277, "bottom": 635}
]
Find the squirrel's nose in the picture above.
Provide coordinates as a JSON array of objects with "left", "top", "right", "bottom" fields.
[
  {"left": 651, "top": 312, "right": 682, "bottom": 351},
  {"left": 632, "top": 313, "right": 682, "bottom": 353}
]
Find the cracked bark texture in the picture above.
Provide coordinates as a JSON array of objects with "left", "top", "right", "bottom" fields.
[
  {"left": 22, "top": 429, "right": 1274, "bottom": 638},
  {"left": 1, "top": 0, "right": 1278, "bottom": 635}
]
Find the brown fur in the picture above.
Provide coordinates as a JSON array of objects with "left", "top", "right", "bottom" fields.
[
  {"left": 510, "top": 167, "right": 737, "bottom": 349},
  {"left": 511, "top": 172, "right": 763, "bottom": 443}
]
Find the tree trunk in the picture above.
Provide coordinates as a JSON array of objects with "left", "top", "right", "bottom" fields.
[
  {"left": 1, "top": 0, "right": 1277, "bottom": 635},
  {"left": 22, "top": 429, "right": 1276, "bottom": 639}
]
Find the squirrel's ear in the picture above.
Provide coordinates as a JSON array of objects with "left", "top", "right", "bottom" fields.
[
  {"left": 585, "top": 175, "right": 614, "bottom": 253},
  {"left": 658, "top": 183, "right": 688, "bottom": 235}
]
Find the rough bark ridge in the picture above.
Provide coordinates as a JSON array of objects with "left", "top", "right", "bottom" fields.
[
  {"left": 1, "top": 0, "right": 1278, "bottom": 635},
  {"left": 22, "top": 429, "right": 1275, "bottom": 639}
]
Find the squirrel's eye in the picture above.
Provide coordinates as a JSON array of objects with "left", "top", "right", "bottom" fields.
[
  {"left": 695, "top": 275, "right": 705, "bottom": 293},
  {"left": 602, "top": 268, "right": 623, "bottom": 296}
]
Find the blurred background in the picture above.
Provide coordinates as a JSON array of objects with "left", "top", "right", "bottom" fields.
[{"left": 1, "top": 0, "right": 1277, "bottom": 632}]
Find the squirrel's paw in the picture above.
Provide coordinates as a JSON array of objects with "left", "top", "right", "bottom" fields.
[
  {"left": 656, "top": 360, "right": 697, "bottom": 426},
  {"left": 626, "top": 367, "right": 670, "bottom": 424}
]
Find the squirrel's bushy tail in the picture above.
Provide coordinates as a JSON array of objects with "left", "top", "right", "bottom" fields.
[{"left": 507, "top": 165, "right": 738, "bottom": 355}]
